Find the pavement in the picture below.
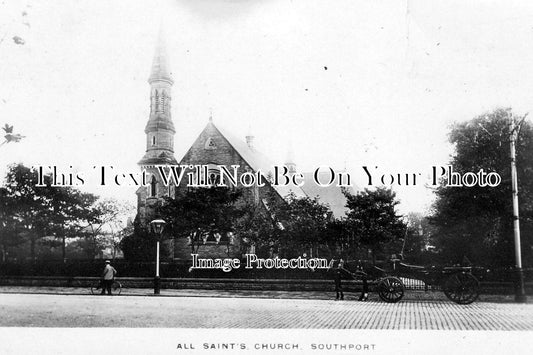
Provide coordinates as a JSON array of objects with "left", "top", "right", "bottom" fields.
[
  {"left": 0, "top": 286, "right": 532, "bottom": 329},
  {"left": 0, "top": 285, "right": 522, "bottom": 302}
]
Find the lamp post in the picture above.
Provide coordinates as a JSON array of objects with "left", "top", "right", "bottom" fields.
[
  {"left": 150, "top": 219, "right": 166, "bottom": 295},
  {"left": 509, "top": 114, "right": 527, "bottom": 303},
  {"left": 478, "top": 112, "right": 528, "bottom": 302}
]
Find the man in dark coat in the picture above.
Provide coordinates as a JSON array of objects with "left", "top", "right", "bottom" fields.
[
  {"left": 356, "top": 260, "right": 369, "bottom": 301},
  {"left": 332, "top": 259, "right": 347, "bottom": 300}
]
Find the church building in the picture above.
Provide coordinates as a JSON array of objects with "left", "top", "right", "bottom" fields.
[{"left": 135, "top": 33, "right": 355, "bottom": 260}]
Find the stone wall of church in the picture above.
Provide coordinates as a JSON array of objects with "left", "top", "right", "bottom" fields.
[
  {"left": 171, "top": 122, "right": 277, "bottom": 260},
  {"left": 145, "top": 128, "right": 174, "bottom": 154},
  {"left": 135, "top": 165, "right": 175, "bottom": 226},
  {"left": 177, "top": 123, "right": 261, "bottom": 203},
  {"left": 136, "top": 121, "right": 285, "bottom": 261}
]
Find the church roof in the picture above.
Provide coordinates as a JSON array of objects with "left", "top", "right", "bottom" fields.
[
  {"left": 300, "top": 172, "right": 357, "bottom": 219},
  {"left": 138, "top": 150, "right": 178, "bottom": 166},
  {"left": 178, "top": 120, "right": 354, "bottom": 218},
  {"left": 144, "top": 114, "right": 175, "bottom": 133},
  {"left": 196, "top": 121, "right": 308, "bottom": 200}
]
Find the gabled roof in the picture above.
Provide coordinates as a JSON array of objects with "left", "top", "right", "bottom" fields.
[
  {"left": 300, "top": 172, "right": 357, "bottom": 219},
  {"left": 178, "top": 120, "right": 355, "bottom": 218},
  {"left": 181, "top": 121, "right": 308, "bottom": 200}
]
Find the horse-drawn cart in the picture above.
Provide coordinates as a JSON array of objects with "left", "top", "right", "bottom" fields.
[{"left": 348, "top": 260, "right": 481, "bottom": 304}]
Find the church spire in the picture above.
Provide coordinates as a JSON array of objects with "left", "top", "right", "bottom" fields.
[
  {"left": 138, "top": 28, "right": 177, "bottom": 166},
  {"left": 145, "top": 26, "right": 174, "bottom": 132},
  {"left": 149, "top": 27, "right": 173, "bottom": 85}
]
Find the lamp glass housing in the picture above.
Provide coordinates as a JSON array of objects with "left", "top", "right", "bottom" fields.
[{"left": 150, "top": 219, "right": 166, "bottom": 235}]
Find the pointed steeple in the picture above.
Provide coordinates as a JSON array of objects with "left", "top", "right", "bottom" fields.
[
  {"left": 149, "top": 26, "right": 173, "bottom": 85},
  {"left": 145, "top": 26, "right": 174, "bottom": 133},
  {"left": 139, "top": 27, "right": 177, "bottom": 166}
]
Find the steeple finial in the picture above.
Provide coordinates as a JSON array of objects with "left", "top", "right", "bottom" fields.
[{"left": 149, "top": 26, "right": 173, "bottom": 85}]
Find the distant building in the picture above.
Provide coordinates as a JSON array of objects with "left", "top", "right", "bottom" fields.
[{"left": 135, "top": 32, "right": 355, "bottom": 260}]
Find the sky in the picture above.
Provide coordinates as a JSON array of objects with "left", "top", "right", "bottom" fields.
[{"left": 1, "top": 0, "right": 533, "bottom": 214}]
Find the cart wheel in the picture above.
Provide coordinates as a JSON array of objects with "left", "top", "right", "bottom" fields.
[
  {"left": 377, "top": 276, "right": 405, "bottom": 303},
  {"left": 443, "top": 272, "right": 479, "bottom": 305}
]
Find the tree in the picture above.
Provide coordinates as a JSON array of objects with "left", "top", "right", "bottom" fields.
[
  {"left": 156, "top": 186, "right": 245, "bottom": 255},
  {"left": 79, "top": 199, "right": 135, "bottom": 259},
  {"left": 119, "top": 218, "right": 167, "bottom": 261},
  {"left": 44, "top": 186, "right": 99, "bottom": 260},
  {"left": 144, "top": 184, "right": 340, "bottom": 259},
  {"left": 1, "top": 164, "right": 52, "bottom": 260},
  {"left": 343, "top": 187, "right": 407, "bottom": 264},
  {"left": 400, "top": 212, "right": 436, "bottom": 264},
  {"left": 322, "top": 217, "right": 354, "bottom": 259},
  {"left": 121, "top": 187, "right": 251, "bottom": 260},
  {"left": 0, "top": 164, "right": 99, "bottom": 261},
  {"left": 0, "top": 187, "right": 25, "bottom": 261},
  {"left": 270, "top": 193, "right": 333, "bottom": 258},
  {"left": 233, "top": 198, "right": 279, "bottom": 258},
  {"left": 430, "top": 108, "right": 533, "bottom": 267},
  {"left": 235, "top": 190, "right": 337, "bottom": 258}
]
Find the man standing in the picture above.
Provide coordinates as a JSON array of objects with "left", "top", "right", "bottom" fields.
[
  {"left": 101, "top": 260, "right": 117, "bottom": 295},
  {"left": 356, "top": 260, "right": 369, "bottom": 301},
  {"left": 330, "top": 258, "right": 347, "bottom": 300}
]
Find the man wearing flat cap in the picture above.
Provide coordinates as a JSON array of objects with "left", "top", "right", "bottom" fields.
[{"left": 101, "top": 260, "right": 117, "bottom": 295}]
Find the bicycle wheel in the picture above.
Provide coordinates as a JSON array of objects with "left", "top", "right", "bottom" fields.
[
  {"left": 112, "top": 281, "right": 122, "bottom": 295},
  {"left": 90, "top": 281, "right": 103, "bottom": 295}
]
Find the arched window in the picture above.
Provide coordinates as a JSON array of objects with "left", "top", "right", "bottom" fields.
[
  {"left": 154, "top": 90, "right": 160, "bottom": 112},
  {"left": 191, "top": 164, "right": 221, "bottom": 187},
  {"left": 208, "top": 170, "right": 221, "bottom": 186},
  {"left": 160, "top": 91, "right": 166, "bottom": 113},
  {"left": 150, "top": 175, "right": 157, "bottom": 197},
  {"left": 152, "top": 136, "right": 156, "bottom": 146}
]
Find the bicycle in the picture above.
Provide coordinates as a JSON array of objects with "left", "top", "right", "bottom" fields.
[{"left": 90, "top": 279, "right": 122, "bottom": 295}]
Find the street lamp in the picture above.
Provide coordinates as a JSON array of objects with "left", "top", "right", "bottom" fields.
[
  {"left": 509, "top": 113, "right": 527, "bottom": 303},
  {"left": 480, "top": 112, "right": 528, "bottom": 303},
  {"left": 150, "top": 218, "right": 166, "bottom": 295}
]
